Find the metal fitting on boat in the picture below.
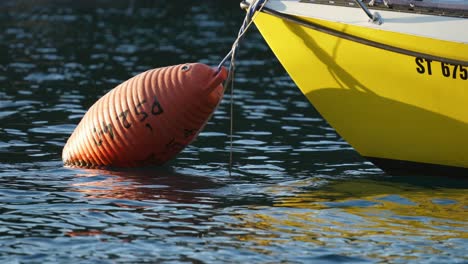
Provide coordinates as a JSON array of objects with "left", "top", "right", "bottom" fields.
[
  {"left": 354, "top": 0, "right": 383, "bottom": 24},
  {"left": 240, "top": 0, "right": 250, "bottom": 10},
  {"left": 370, "top": 12, "right": 383, "bottom": 25}
]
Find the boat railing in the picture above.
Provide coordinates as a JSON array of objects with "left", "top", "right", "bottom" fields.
[{"left": 299, "top": 0, "right": 468, "bottom": 17}]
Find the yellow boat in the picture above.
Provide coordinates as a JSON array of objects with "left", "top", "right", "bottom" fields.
[{"left": 243, "top": 0, "right": 468, "bottom": 175}]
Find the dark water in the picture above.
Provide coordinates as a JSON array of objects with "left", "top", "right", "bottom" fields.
[{"left": 1, "top": 1, "right": 467, "bottom": 263}]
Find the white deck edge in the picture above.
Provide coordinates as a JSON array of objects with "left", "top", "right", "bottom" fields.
[{"left": 261, "top": 0, "right": 468, "bottom": 43}]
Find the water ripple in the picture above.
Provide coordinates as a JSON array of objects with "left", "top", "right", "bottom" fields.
[{"left": 0, "top": 1, "right": 466, "bottom": 263}]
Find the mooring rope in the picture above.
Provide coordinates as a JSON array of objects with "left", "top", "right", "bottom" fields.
[
  {"left": 228, "top": 50, "right": 236, "bottom": 177},
  {"left": 217, "top": 0, "right": 267, "bottom": 73},
  {"left": 217, "top": 0, "right": 268, "bottom": 176}
]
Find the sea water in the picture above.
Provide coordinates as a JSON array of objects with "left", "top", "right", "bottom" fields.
[{"left": 0, "top": 1, "right": 466, "bottom": 263}]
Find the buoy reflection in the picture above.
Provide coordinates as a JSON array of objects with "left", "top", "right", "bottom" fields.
[{"left": 71, "top": 167, "right": 221, "bottom": 204}]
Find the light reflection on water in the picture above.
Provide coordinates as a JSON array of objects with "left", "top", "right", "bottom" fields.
[
  {"left": 0, "top": 1, "right": 467, "bottom": 263},
  {"left": 263, "top": 178, "right": 468, "bottom": 262}
]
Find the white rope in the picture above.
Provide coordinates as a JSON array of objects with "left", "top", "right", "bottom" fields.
[
  {"left": 217, "top": 0, "right": 268, "bottom": 72},
  {"left": 219, "top": 0, "right": 269, "bottom": 176}
]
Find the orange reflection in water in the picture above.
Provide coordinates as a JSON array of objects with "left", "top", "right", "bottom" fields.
[
  {"left": 67, "top": 167, "right": 222, "bottom": 238},
  {"left": 71, "top": 167, "right": 221, "bottom": 204}
]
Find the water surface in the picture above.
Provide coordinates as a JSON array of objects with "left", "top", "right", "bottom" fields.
[{"left": 0, "top": 1, "right": 467, "bottom": 263}]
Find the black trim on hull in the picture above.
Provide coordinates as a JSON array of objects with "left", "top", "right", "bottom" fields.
[
  {"left": 366, "top": 157, "right": 468, "bottom": 177},
  {"left": 261, "top": 7, "right": 468, "bottom": 66}
]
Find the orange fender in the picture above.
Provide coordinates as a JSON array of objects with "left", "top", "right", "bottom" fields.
[{"left": 63, "top": 63, "right": 227, "bottom": 168}]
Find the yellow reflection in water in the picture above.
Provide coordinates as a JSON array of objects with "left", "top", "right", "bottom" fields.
[{"left": 234, "top": 178, "right": 467, "bottom": 260}]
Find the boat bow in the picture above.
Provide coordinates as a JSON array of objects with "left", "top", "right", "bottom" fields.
[{"left": 248, "top": 0, "right": 468, "bottom": 175}]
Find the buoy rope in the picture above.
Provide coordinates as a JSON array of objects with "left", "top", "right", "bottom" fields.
[
  {"left": 228, "top": 52, "right": 235, "bottom": 176},
  {"left": 219, "top": 0, "right": 268, "bottom": 176},
  {"left": 217, "top": 0, "right": 267, "bottom": 73}
]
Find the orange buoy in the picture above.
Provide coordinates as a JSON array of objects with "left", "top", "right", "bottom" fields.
[{"left": 63, "top": 63, "right": 227, "bottom": 168}]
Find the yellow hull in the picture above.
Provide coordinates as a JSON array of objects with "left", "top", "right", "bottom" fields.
[{"left": 254, "top": 9, "right": 468, "bottom": 173}]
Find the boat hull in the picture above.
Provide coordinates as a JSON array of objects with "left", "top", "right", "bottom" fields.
[{"left": 253, "top": 3, "right": 468, "bottom": 174}]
